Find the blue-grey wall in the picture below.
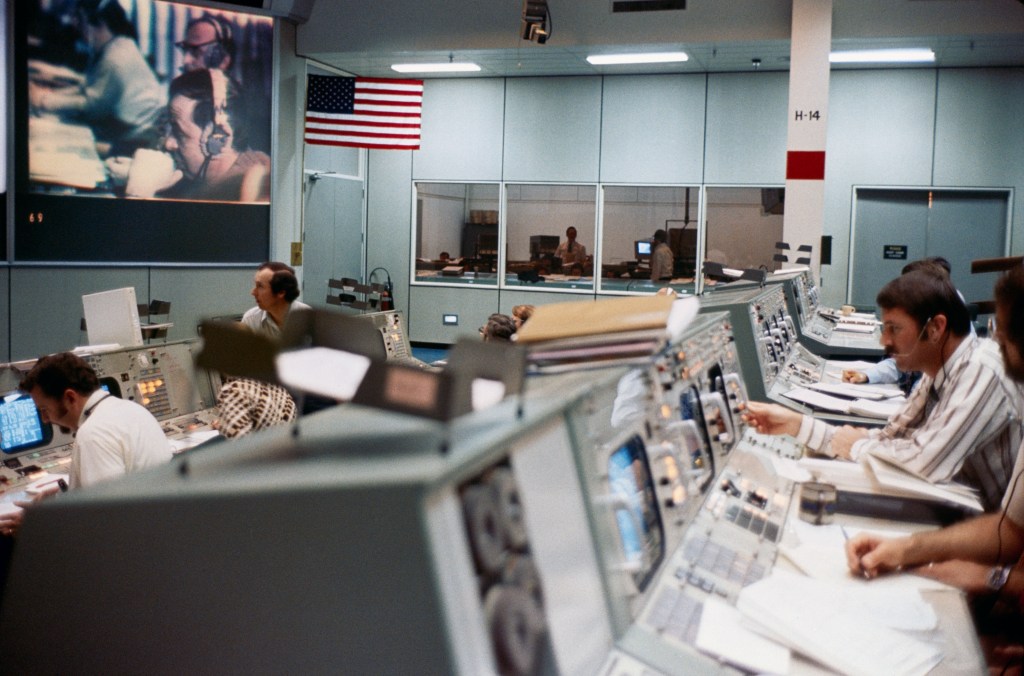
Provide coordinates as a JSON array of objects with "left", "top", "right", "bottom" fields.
[
  {"left": 6, "top": 60, "right": 1022, "bottom": 358},
  {"left": 357, "top": 67, "right": 1024, "bottom": 344}
]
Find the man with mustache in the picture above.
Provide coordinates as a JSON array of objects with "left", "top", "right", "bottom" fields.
[
  {"left": 845, "top": 265, "right": 1024, "bottom": 674},
  {"left": 745, "top": 269, "right": 1022, "bottom": 510}
]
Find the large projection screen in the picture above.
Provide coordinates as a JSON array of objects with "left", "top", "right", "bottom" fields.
[{"left": 14, "top": 0, "right": 273, "bottom": 264}]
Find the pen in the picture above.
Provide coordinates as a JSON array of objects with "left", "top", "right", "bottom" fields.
[{"left": 841, "top": 525, "right": 871, "bottom": 580}]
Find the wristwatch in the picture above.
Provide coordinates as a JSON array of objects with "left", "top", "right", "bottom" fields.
[{"left": 986, "top": 565, "right": 1011, "bottom": 593}]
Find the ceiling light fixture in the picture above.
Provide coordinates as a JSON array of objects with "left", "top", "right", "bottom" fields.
[
  {"left": 829, "top": 48, "right": 935, "bottom": 64},
  {"left": 391, "top": 62, "right": 482, "bottom": 73},
  {"left": 586, "top": 51, "right": 689, "bottom": 65}
]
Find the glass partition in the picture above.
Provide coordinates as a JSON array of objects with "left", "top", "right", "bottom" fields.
[
  {"left": 599, "top": 186, "right": 700, "bottom": 295},
  {"left": 414, "top": 183, "right": 500, "bottom": 286},
  {"left": 504, "top": 184, "right": 596, "bottom": 291},
  {"left": 703, "top": 187, "right": 785, "bottom": 285}
]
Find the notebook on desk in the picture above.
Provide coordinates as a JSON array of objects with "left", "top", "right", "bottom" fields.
[{"left": 514, "top": 294, "right": 675, "bottom": 344}]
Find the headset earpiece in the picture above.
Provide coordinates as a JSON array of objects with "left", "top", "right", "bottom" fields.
[
  {"left": 201, "top": 68, "right": 230, "bottom": 159},
  {"left": 200, "top": 16, "right": 232, "bottom": 70},
  {"left": 197, "top": 15, "right": 234, "bottom": 70}
]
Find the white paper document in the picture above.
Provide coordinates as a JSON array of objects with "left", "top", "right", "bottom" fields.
[
  {"left": 806, "top": 381, "right": 897, "bottom": 401},
  {"left": 780, "top": 542, "right": 954, "bottom": 594},
  {"left": 695, "top": 597, "right": 791, "bottom": 675},
  {"left": 737, "top": 568, "right": 944, "bottom": 676},
  {"left": 276, "top": 347, "right": 371, "bottom": 401}
]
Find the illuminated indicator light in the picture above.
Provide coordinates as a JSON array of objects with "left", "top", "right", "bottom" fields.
[
  {"left": 672, "top": 485, "right": 687, "bottom": 505},
  {"left": 664, "top": 458, "right": 679, "bottom": 481}
]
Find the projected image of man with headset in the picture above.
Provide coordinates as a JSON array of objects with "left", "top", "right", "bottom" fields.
[
  {"left": 177, "top": 14, "right": 235, "bottom": 74},
  {"left": 127, "top": 67, "right": 269, "bottom": 202}
]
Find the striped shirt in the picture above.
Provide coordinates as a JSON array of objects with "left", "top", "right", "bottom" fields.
[{"left": 796, "top": 336, "right": 1023, "bottom": 510}]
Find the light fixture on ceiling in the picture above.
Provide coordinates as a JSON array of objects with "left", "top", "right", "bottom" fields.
[
  {"left": 829, "top": 48, "right": 935, "bottom": 64},
  {"left": 391, "top": 62, "right": 482, "bottom": 73},
  {"left": 586, "top": 51, "right": 689, "bottom": 65},
  {"left": 521, "top": 0, "right": 551, "bottom": 44}
]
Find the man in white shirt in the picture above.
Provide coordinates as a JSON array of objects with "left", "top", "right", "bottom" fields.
[
  {"left": 0, "top": 353, "right": 172, "bottom": 535},
  {"left": 553, "top": 227, "right": 587, "bottom": 269},
  {"left": 241, "top": 261, "right": 312, "bottom": 340},
  {"left": 650, "top": 229, "right": 674, "bottom": 281},
  {"left": 745, "top": 270, "right": 1021, "bottom": 510}
]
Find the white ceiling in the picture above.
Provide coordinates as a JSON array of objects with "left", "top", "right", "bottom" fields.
[{"left": 294, "top": 0, "right": 1024, "bottom": 78}]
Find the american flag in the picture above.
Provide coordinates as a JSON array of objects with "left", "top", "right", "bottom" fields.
[{"left": 304, "top": 75, "right": 424, "bottom": 150}]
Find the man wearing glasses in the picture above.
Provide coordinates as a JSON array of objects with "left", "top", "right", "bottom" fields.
[
  {"left": 745, "top": 270, "right": 1022, "bottom": 510},
  {"left": 177, "top": 15, "right": 235, "bottom": 74}
]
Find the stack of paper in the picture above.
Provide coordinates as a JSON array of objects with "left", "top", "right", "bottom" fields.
[
  {"left": 737, "top": 569, "right": 944, "bottom": 676},
  {"left": 790, "top": 455, "right": 984, "bottom": 513},
  {"left": 29, "top": 116, "right": 108, "bottom": 190},
  {"left": 515, "top": 295, "right": 698, "bottom": 372},
  {"left": 781, "top": 385, "right": 905, "bottom": 420}
]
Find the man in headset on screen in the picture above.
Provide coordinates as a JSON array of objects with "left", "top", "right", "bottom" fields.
[
  {"left": 122, "top": 68, "right": 269, "bottom": 202},
  {"left": 177, "top": 14, "right": 235, "bottom": 74},
  {"left": 744, "top": 269, "right": 1022, "bottom": 511},
  {"left": 845, "top": 265, "right": 1024, "bottom": 673}
]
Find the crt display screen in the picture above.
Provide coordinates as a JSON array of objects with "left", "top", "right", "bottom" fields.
[
  {"left": 607, "top": 434, "right": 664, "bottom": 591},
  {"left": 0, "top": 392, "right": 53, "bottom": 455},
  {"left": 635, "top": 240, "right": 652, "bottom": 258},
  {"left": 15, "top": 1, "right": 274, "bottom": 263}
]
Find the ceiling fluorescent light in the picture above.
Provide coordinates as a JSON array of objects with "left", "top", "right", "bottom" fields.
[
  {"left": 829, "top": 48, "right": 935, "bottom": 64},
  {"left": 391, "top": 63, "right": 481, "bottom": 73},
  {"left": 587, "top": 51, "right": 689, "bottom": 65}
]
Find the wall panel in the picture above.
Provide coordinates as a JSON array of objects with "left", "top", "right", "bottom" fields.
[
  {"left": 503, "top": 77, "right": 602, "bottom": 183},
  {"left": 413, "top": 79, "right": 505, "bottom": 181},
  {"left": 600, "top": 74, "right": 706, "bottom": 184}
]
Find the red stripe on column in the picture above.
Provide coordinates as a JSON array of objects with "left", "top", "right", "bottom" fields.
[{"left": 786, "top": 150, "right": 826, "bottom": 180}]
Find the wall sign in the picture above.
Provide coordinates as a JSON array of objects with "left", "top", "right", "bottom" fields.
[{"left": 883, "top": 245, "right": 908, "bottom": 260}]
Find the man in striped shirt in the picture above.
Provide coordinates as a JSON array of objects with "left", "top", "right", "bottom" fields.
[
  {"left": 844, "top": 265, "right": 1024, "bottom": 673},
  {"left": 746, "top": 270, "right": 1022, "bottom": 510}
]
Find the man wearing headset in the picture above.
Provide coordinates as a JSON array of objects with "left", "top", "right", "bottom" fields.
[
  {"left": 124, "top": 68, "right": 269, "bottom": 202},
  {"left": 177, "top": 15, "right": 235, "bottom": 74},
  {"left": 845, "top": 266, "right": 1024, "bottom": 673},
  {"left": 745, "top": 270, "right": 1022, "bottom": 510}
]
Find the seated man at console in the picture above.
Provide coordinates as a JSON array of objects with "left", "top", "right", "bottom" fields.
[
  {"left": 745, "top": 270, "right": 1021, "bottom": 510},
  {"left": 843, "top": 257, "right": 963, "bottom": 392},
  {"left": 846, "top": 265, "right": 1024, "bottom": 673},
  {"left": 0, "top": 353, "right": 172, "bottom": 536},
  {"left": 211, "top": 261, "right": 307, "bottom": 437},
  {"left": 242, "top": 261, "right": 312, "bottom": 340}
]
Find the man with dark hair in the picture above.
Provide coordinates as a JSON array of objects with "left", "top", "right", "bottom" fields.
[
  {"left": 650, "top": 229, "right": 674, "bottom": 281},
  {"left": 845, "top": 266, "right": 1024, "bottom": 672},
  {"left": 16, "top": 352, "right": 168, "bottom": 496},
  {"left": 554, "top": 227, "right": 587, "bottom": 269},
  {"left": 177, "top": 15, "right": 235, "bottom": 74},
  {"left": 124, "top": 68, "right": 269, "bottom": 202},
  {"left": 241, "top": 261, "right": 312, "bottom": 340},
  {"left": 843, "top": 256, "right": 962, "bottom": 387},
  {"left": 746, "top": 270, "right": 1021, "bottom": 509}
]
